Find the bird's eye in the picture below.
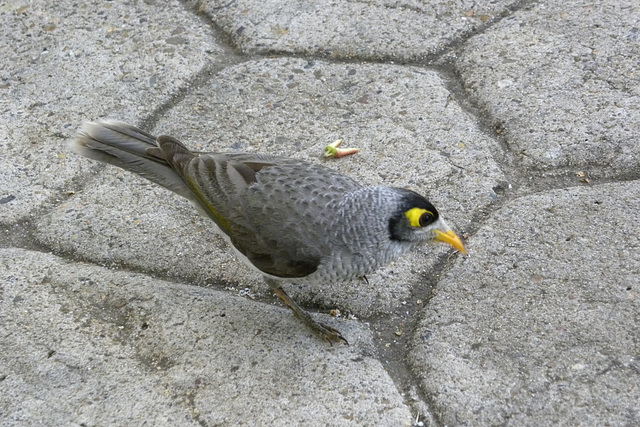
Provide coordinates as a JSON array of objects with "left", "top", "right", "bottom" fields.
[
  {"left": 419, "top": 211, "right": 435, "bottom": 227},
  {"left": 405, "top": 207, "right": 436, "bottom": 228}
]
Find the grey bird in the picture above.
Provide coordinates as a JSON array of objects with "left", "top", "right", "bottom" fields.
[{"left": 71, "top": 121, "right": 466, "bottom": 344}]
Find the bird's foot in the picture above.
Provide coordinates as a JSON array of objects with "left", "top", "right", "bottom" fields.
[
  {"left": 271, "top": 285, "right": 349, "bottom": 345},
  {"left": 306, "top": 319, "right": 349, "bottom": 346}
]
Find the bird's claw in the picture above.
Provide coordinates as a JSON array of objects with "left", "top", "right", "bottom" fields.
[{"left": 314, "top": 321, "right": 349, "bottom": 346}]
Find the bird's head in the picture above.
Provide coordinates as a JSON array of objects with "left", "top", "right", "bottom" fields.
[{"left": 388, "top": 188, "right": 466, "bottom": 254}]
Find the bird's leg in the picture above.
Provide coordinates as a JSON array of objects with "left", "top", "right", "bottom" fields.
[{"left": 265, "top": 278, "right": 348, "bottom": 345}]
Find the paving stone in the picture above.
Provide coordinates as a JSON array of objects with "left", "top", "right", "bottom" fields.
[
  {"left": 410, "top": 180, "right": 640, "bottom": 425},
  {"left": 0, "top": 248, "right": 413, "bottom": 426},
  {"left": 4, "top": 0, "right": 639, "bottom": 424},
  {"left": 0, "top": 1, "right": 224, "bottom": 224},
  {"left": 456, "top": 0, "right": 640, "bottom": 172},
  {"left": 191, "top": 0, "right": 520, "bottom": 60}
]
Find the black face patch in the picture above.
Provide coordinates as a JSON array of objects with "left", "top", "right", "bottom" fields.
[
  {"left": 388, "top": 188, "right": 440, "bottom": 241},
  {"left": 398, "top": 189, "right": 439, "bottom": 219}
]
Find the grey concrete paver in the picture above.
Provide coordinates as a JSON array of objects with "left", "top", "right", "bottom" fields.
[
  {"left": 1, "top": 248, "right": 413, "bottom": 426},
  {"left": 191, "top": 0, "right": 520, "bottom": 60},
  {"left": 2, "top": 0, "right": 638, "bottom": 425},
  {"left": 0, "top": 1, "right": 224, "bottom": 224},
  {"left": 455, "top": 0, "right": 640, "bottom": 172},
  {"left": 36, "top": 58, "right": 504, "bottom": 318},
  {"left": 410, "top": 180, "right": 640, "bottom": 425}
]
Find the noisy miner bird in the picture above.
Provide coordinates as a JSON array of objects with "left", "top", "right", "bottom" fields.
[{"left": 71, "top": 121, "right": 466, "bottom": 344}]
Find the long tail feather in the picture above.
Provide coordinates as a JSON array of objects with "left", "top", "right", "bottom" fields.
[{"left": 70, "top": 120, "right": 193, "bottom": 198}]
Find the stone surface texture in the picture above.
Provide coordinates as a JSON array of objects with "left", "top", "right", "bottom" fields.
[{"left": 1, "top": 0, "right": 638, "bottom": 425}]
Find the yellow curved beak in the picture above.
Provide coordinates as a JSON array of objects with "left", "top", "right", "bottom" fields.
[{"left": 434, "top": 229, "right": 467, "bottom": 254}]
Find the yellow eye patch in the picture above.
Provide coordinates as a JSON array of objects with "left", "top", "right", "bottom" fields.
[{"left": 405, "top": 207, "right": 434, "bottom": 227}]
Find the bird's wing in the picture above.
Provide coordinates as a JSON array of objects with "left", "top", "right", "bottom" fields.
[
  {"left": 154, "top": 137, "right": 362, "bottom": 278},
  {"left": 238, "top": 158, "right": 363, "bottom": 278}
]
